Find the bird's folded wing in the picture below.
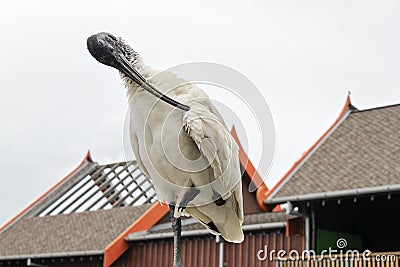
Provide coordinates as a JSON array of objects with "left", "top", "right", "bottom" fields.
[{"left": 183, "top": 103, "right": 241, "bottom": 193}]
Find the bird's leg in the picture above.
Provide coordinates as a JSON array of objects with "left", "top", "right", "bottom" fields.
[{"left": 170, "top": 205, "right": 184, "bottom": 267}]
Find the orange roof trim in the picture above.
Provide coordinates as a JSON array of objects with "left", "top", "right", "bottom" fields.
[
  {"left": 103, "top": 202, "right": 169, "bottom": 267},
  {"left": 263, "top": 96, "right": 352, "bottom": 203},
  {"left": 230, "top": 127, "right": 279, "bottom": 211},
  {"left": 0, "top": 150, "right": 93, "bottom": 233}
]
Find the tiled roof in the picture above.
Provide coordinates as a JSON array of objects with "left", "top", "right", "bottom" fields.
[
  {"left": 0, "top": 205, "right": 152, "bottom": 258},
  {"left": 267, "top": 103, "right": 400, "bottom": 203},
  {"left": 0, "top": 153, "right": 159, "bottom": 260}
]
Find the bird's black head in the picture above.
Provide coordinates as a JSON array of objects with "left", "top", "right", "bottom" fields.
[
  {"left": 86, "top": 32, "right": 147, "bottom": 90},
  {"left": 87, "top": 32, "right": 138, "bottom": 69},
  {"left": 87, "top": 32, "right": 118, "bottom": 68},
  {"left": 86, "top": 32, "right": 190, "bottom": 111}
]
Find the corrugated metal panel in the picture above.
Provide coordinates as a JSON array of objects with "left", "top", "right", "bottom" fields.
[
  {"left": 225, "top": 232, "right": 303, "bottom": 267},
  {"left": 114, "top": 236, "right": 217, "bottom": 267},
  {"left": 113, "top": 231, "right": 304, "bottom": 267}
]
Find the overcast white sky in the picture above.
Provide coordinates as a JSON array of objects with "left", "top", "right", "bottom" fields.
[{"left": 1, "top": 0, "right": 400, "bottom": 226}]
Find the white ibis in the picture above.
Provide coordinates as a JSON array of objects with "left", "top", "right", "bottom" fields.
[{"left": 87, "top": 32, "right": 244, "bottom": 267}]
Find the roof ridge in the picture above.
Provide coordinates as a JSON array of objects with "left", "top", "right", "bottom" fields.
[
  {"left": 350, "top": 102, "right": 400, "bottom": 114},
  {"left": 263, "top": 96, "right": 352, "bottom": 204},
  {"left": 98, "top": 159, "right": 136, "bottom": 167}
]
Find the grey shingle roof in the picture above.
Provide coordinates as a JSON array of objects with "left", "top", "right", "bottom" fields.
[
  {"left": 267, "top": 103, "right": 400, "bottom": 203},
  {"left": 0, "top": 205, "right": 152, "bottom": 258},
  {"left": 0, "top": 153, "right": 159, "bottom": 259}
]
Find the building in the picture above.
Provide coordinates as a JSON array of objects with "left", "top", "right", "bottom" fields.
[
  {"left": 2, "top": 96, "right": 399, "bottom": 266},
  {"left": 0, "top": 129, "right": 303, "bottom": 267},
  {"left": 264, "top": 97, "right": 400, "bottom": 265}
]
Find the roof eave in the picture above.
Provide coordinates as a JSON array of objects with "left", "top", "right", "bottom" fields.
[
  {"left": 126, "top": 221, "right": 287, "bottom": 241},
  {"left": 265, "top": 184, "right": 400, "bottom": 204}
]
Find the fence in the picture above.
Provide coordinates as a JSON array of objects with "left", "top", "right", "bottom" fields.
[{"left": 275, "top": 252, "right": 400, "bottom": 267}]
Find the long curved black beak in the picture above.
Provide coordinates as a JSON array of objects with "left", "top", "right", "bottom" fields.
[
  {"left": 115, "top": 53, "right": 190, "bottom": 111},
  {"left": 87, "top": 33, "right": 190, "bottom": 111}
]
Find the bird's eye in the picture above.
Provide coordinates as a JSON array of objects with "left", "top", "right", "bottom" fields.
[{"left": 108, "top": 46, "right": 114, "bottom": 53}]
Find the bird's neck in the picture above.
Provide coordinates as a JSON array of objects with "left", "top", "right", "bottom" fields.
[{"left": 123, "top": 57, "right": 159, "bottom": 102}]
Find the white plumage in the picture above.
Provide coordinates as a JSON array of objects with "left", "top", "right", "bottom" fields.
[{"left": 123, "top": 56, "right": 244, "bottom": 243}]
